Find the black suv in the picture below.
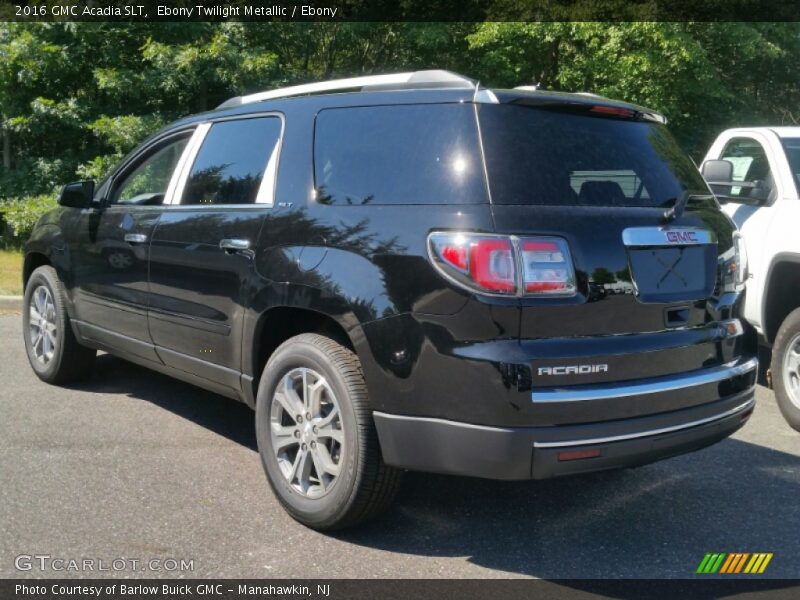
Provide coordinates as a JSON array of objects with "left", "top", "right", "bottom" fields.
[{"left": 23, "top": 71, "right": 757, "bottom": 530}]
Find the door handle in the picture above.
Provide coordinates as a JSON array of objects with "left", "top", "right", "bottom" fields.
[
  {"left": 220, "top": 238, "right": 251, "bottom": 252},
  {"left": 124, "top": 233, "right": 148, "bottom": 244}
]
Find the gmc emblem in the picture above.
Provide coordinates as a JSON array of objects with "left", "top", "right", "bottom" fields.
[{"left": 665, "top": 230, "right": 698, "bottom": 244}]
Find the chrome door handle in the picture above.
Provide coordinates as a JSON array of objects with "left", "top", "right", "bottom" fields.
[
  {"left": 219, "top": 238, "right": 251, "bottom": 252},
  {"left": 124, "top": 233, "right": 148, "bottom": 244}
]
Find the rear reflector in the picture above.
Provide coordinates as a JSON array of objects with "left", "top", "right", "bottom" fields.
[
  {"left": 429, "top": 232, "right": 576, "bottom": 297},
  {"left": 557, "top": 449, "right": 602, "bottom": 462}
]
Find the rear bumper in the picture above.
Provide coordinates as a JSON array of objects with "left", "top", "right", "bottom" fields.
[{"left": 373, "top": 361, "right": 756, "bottom": 480}]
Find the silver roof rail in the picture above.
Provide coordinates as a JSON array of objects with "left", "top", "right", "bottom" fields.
[{"left": 218, "top": 70, "right": 476, "bottom": 109}]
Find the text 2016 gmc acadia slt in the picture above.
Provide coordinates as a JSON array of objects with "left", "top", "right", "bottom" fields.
[{"left": 22, "top": 71, "right": 757, "bottom": 529}]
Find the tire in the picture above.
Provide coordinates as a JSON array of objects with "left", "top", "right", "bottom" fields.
[
  {"left": 255, "top": 333, "right": 401, "bottom": 530},
  {"left": 22, "top": 265, "right": 96, "bottom": 384},
  {"left": 771, "top": 307, "right": 800, "bottom": 432}
]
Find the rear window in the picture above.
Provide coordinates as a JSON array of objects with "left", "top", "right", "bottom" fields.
[
  {"left": 478, "top": 104, "right": 707, "bottom": 207},
  {"left": 313, "top": 104, "right": 487, "bottom": 205}
]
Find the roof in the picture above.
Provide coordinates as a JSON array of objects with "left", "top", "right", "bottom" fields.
[
  {"left": 209, "top": 70, "right": 666, "bottom": 124},
  {"left": 717, "top": 126, "right": 800, "bottom": 139}
]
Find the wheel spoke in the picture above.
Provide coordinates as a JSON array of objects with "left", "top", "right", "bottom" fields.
[
  {"left": 316, "top": 405, "right": 339, "bottom": 428},
  {"left": 311, "top": 444, "right": 340, "bottom": 477},
  {"left": 290, "top": 447, "right": 312, "bottom": 491},
  {"left": 42, "top": 331, "right": 53, "bottom": 360},
  {"left": 29, "top": 306, "right": 43, "bottom": 323},
  {"left": 34, "top": 288, "right": 46, "bottom": 314},
  {"left": 271, "top": 425, "right": 298, "bottom": 452},
  {"left": 45, "top": 301, "right": 55, "bottom": 322},
  {"left": 274, "top": 380, "right": 303, "bottom": 418},
  {"left": 787, "top": 346, "right": 800, "bottom": 373},
  {"left": 316, "top": 420, "right": 343, "bottom": 444},
  {"left": 307, "top": 377, "right": 326, "bottom": 417},
  {"left": 32, "top": 331, "right": 43, "bottom": 354},
  {"left": 301, "top": 369, "right": 310, "bottom": 410}
]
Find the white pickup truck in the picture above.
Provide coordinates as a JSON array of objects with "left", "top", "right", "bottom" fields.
[{"left": 702, "top": 128, "right": 800, "bottom": 431}]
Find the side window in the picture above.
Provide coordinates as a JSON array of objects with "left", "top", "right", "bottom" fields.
[
  {"left": 720, "top": 137, "right": 773, "bottom": 199},
  {"left": 111, "top": 136, "right": 190, "bottom": 205},
  {"left": 313, "top": 104, "right": 487, "bottom": 205},
  {"left": 181, "top": 117, "right": 282, "bottom": 205},
  {"left": 782, "top": 138, "right": 800, "bottom": 192}
]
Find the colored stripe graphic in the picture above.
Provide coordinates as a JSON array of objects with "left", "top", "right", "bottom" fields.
[
  {"left": 734, "top": 553, "right": 750, "bottom": 573},
  {"left": 720, "top": 554, "right": 736, "bottom": 574},
  {"left": 697, "top": 553, "right": 726, "bottom": 573},
  {"left": 697, "top": 553, "right": 713, "bottom": 573},
  {"left": 699, "top": 553, "right": 773, "bottom": 574}
]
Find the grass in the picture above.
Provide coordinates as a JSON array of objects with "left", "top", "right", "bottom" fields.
[{"left": 0, "top": 249, "right": 23, "bottom": 296}]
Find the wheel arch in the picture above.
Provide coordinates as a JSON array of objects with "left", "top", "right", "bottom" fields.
[
  {"left": 763, "top": 253, "right": 800, "bottom": 344},
  {"left": 23, "top": 251, "right": 52, "bottom": 289},
  {"left": 246, "top": 305, "right": 360, "bottom": 405}
]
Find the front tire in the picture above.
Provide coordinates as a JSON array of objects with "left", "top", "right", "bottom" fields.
[
  {"left": 771, "top": 307, "right": 800, "bottom": 432},
  {"left": 255, "top": 333, "right": 401, "bottom": 530},
  {"left": 23, "top": 265, "right": 96, "bottom": 384}
]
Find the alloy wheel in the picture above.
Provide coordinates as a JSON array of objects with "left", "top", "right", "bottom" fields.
[
  {"left": 782, "top": 333, "right": 800, "bottom": 409},
  {"left": 269, "top": 367, "right": 344, "bottom": 498},
  {"left": 28, "top": 285, "right": 57, "bottom": 364}
]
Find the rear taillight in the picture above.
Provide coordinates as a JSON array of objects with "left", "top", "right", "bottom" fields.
[
  {"left": 519, "top": 239, "right": 575, "bottom": 294},
  {"left": 428, "top": 232, "right": 576, "bottom": 297}
]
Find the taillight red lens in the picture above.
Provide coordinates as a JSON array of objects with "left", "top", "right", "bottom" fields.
[
  {"left": 469, "top": 239, "right": 515, "bottom": 292},
  {"left": 429, "top": 233, "right": 575, "bottom": 297},
  {"left": 440, "top": 245, "right": 468, "bottom": 272}
]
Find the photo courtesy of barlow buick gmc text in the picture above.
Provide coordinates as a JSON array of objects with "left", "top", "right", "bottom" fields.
[{"left": 0, "top": 3, "right": 799, "bottom": 599}]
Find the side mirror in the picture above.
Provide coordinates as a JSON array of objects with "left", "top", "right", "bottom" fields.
[
  {"left": 58, "top": 180, "right": 95, "bottom": 208},
  {"left": 701, "top": 160, "right": 770, "bottom": 206},
  {"left": 701, "top": 160, "right": 734, "bottom": 198},
  {"left": 701, "top": 159, "right": 733, "bottom": 183}
]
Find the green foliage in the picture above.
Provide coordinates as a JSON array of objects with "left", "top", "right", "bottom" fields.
[
  {"left": 468, "top": 22, "right": 800, "bottom": 156},
  {"left": 1, "top": 21, "right": 800, "bottom": 200},
  {"left": 0, "top": 194, "right": 58, "bottom": 246}
]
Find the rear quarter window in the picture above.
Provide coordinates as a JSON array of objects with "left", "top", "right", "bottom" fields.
[{"left": 313, "top": 104, "right": 487, "bottom": 205}]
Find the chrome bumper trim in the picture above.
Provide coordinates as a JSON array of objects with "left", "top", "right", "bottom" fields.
[
  {"left": 533, "top": 396, "right": 755, "bottom": 448},
  {"left": 531, "top": 357, "right": 758, "bottom": 404}
]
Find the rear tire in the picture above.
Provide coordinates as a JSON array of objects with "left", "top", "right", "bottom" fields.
[
  {"left": 22, "top": 265, "right": 96, "bottom": 384},
  {"left": 771, "top": 307, "right": 800, "bottom": 432},
  {"left": 255, "top": 333, "right": 401, "bottom": 530}
]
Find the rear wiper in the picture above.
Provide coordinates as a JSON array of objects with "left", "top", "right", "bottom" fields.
[{"left": 662, "top": 191, "right": 708, "bottom": 222}]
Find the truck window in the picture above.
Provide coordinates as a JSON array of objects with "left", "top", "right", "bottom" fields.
[
  {"left": 781, "top": 138, "right": 800, "bottom": 193},
  {"left": 720, "top": 137, "right": 773, "bottom": 200}
]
